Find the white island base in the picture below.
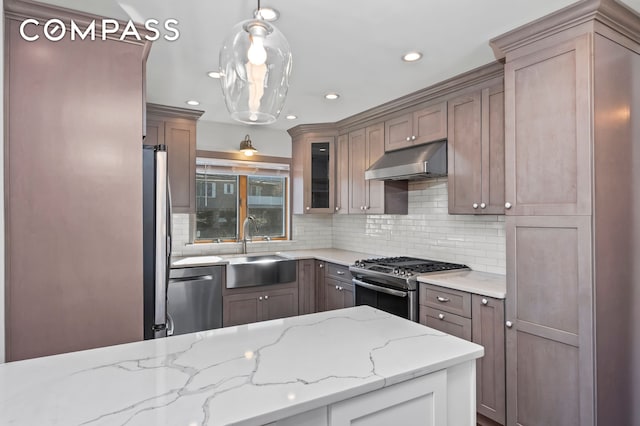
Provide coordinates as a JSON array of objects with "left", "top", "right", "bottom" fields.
[{"left": 0, "top": 306, "right": 482, "bottom": 426}]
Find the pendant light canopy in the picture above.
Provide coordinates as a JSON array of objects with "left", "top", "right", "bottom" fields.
[{"left": 219, "top": 3, "right": 292, "bottom": 125}]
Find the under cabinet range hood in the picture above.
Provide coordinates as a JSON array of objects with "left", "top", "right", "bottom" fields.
[{"left": 365, "top": 141, "right": 447, "bottom": 181}]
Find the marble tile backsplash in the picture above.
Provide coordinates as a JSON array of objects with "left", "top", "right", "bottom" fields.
[{"left": 171, "top": 178, "right": 505, "bottom": 274}]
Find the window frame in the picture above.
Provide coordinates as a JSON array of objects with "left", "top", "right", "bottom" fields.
[{"left": 194, "top": 150, "right": 291, "bottom": 243}]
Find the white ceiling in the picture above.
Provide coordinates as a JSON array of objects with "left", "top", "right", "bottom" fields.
[{"left": 35, "top": 0, "right": 640, "bottom": 130}]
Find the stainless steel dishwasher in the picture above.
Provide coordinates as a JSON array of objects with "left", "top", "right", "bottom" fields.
[{"left": 168, "top": 265, "right": 223, "bottom": 336}]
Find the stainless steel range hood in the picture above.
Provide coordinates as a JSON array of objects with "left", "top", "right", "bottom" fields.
[{"left": 365, "top": 141, "right": 447, "bottom": 181}]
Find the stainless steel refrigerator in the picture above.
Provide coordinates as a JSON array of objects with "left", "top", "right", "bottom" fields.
[{"left": 143, "top": 145, "right": 172, "bottom": 339}]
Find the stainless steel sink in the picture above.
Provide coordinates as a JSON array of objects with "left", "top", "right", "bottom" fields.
[{"left": 225, "top": 254, "right": 297, "bottom": 288}]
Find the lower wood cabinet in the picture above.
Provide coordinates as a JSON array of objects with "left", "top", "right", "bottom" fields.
[
  {"left": 317, "top": 262, "right": 354, "bottom": 312},
  {"left": 419, "top": 283, "right": 506, "bottom": 425},
  {"left": 325, "top": 278, "right": 354, "bottom": 311},
  {"left": 223, "top": 282, "right": 298, "bottom": 327}
]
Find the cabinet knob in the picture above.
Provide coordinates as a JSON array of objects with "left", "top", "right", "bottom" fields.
[
  {"left": 411, "top": 135, "right": 416, "bottom": 141},
  {"left": 264, "top": 295, "right": 269, "bottom": 300},
  {"left": 365, "top": 206, "right": 370, "bottom": 210},
  {"left": 506, "top": 321, "right": 513, "bottom": 328},
  {"left": 339, "top": 286, "right": 344, "bottom": 291},
  {"left": 360, "top": 206, "right": 365, "bottom": 211},
  {"left": 438, "top": 313, "right": 445, "bottom": 320},
  {"left": 473, "top": 203, "right": 479, "bottom": 209},
  {"left": 481, "top": 298, "right": 488, "bottom": 305},
  {"left": 259, "top": 296, "right": 263, "bottom": 301},
  {"left": 335, "top": 206, "right": 340, "bottom": 211},
  {"left": 505, "top": 202, "right": 512, "bottom": 209},
  {"left": 306, "top": 206, "right": 310, "bottom": 211},
  {"left": 405, "top": 136, "right": 411, "bottom": 141},
  {"left": 319, "top": 263, "right": 324, "bottom": 268},
  {"left": 480, "top": 203, "right": 486, "bottom": 209},
  {"left": 335, "top": 285, "right": 339, "bottom": 290}
]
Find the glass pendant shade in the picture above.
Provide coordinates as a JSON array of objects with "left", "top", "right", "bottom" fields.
[{"left": 219, "top": 18, "right": 292, "bottom": 125}]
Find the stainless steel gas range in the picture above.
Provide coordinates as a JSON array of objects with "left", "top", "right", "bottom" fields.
[{"left": 349, "top": 256, "right": 469, "bottom": 321}]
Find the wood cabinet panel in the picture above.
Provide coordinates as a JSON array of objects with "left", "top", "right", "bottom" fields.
[
  {"left": 365, "top": 123, "right": 385, "bottom": 214},
  {"left": 420, "top": 283, "right": 471, "bottom": 318},
  {"left": 504, "top": 36, "right": 591, "bottom": 216},
  {"left": 5, "top": 16, "right": 148, "bottom": 361},
  {"left": 348, "top": 129, "right": 366, "bottom": 214},
  {"left": 506, "top": 215, "right": 593, "bottom": 426},
  {"left": 447, "top": 83, "right": 504, "bottom": 215},
  {"left": 223, "top": 283, "right": 298, "bottom": 327},
  {"left": 298, "top": 259, "right": 316, "bottom": 315},
  {"left": 472, "top": 295, "right": 505, "bottom": 425},
  {"left": 384, "top": 102, "right": 447, "bottom": 152},
  {"left": 315, "top": 261, "right": 327, "bottom": 312},
  {"left": 223, "top": 292, "right": 261, "bottom": 327},
  {"left": 146, "top": 108, "right": 201, "bottom": 214},
  {"left": 335, "top": 134, "right": 350, "bottom": 214},
  {"left": 263, "top": 288, "right": 299, "bottom": 321},
  {"left": 421, "top": 308, "right": 472, "bottom": 341}
]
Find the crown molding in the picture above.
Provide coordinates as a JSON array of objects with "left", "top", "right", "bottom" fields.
[
  {"left": 490, "top": 0, "right": 640, "bottom": 57},
  {"left": 4, "top": 0, "right": 154, "bottom": 48},
  {"left": 147, "top": 103, "right": 205, "bottom": 120},
  {"left": 287, "top": 123, "right": 338, "bottom": 139}
]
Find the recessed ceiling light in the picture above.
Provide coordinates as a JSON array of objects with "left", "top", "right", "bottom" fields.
[
  {"left": 186, "top": 100, "right": 200, "bottom": 106},
  {"left": 402, "top": 51, "right": 423, "bottom": 62},
  {"left": 207, "top": 71, "right": 221, "bottom": 79},
  {"left": 285, "top": 114, "right": 297, "bottom": 120},
  {"left": 324, "top": 93, "right": 340, "bottom": 100},
  {"left": 254, "top": 7, "right": 280, "bottom": 21}
]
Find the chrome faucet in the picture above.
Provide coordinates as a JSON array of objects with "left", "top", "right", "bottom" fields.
[{"left": 242, "top": 215, "right": 257, "bottom": 254}]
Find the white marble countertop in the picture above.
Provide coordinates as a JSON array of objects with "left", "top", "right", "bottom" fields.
[
  {"left": 171, "top": 248, "right": 377, "bottom": 268},
  {"left": 0, "top": 306, "right": 483, "bottom": 426},
  {"left": 417, "top": 270, "right": 507, "bottom": 299}
]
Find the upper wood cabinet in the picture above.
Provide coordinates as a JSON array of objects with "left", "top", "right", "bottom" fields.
[
  {"left": 335, "top": 134, "right": 350, "bottom": 214},
  {"left": 291, "top": 131, "right": 337, "bottom": 214},
  {"left": 448, "top": 83, "right": 505, "bottom": 215},
  {"left": 384, "top": 102, "right": 447, "bottom": 152},
  {"left": 348, "top": 124, "right": 408, "bottom": 215},
  {"left": 146, "top": 104, "right": 203, "bottom": 214},
  {"left": 503, "top": 36, "right": 592, "bottom": 216}
]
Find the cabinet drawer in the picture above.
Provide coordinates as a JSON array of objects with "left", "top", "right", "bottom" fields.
[
  {"left": 420, "top": 283, "right": 471, "bottom": 318},
  {"left": 420, "top": 307, "right": 472, "bottom": 341},
  {"left": 326, "top": 263, "right": 350, "bottom": 281}
]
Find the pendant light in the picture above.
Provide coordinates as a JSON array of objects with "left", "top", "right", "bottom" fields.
[
  {"left": 219, "top": 1, "right": 292, "bottom": 125},
  {"left": 239, "top": 135, "right": 258, "bottom": 156}
]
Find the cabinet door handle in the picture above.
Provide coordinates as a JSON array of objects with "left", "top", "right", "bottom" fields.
[
  {"left": 336, "top": 271, "right": 345, "bottom": 275},
  {"left": 339, "top": 286, "right": 344, "bottom": 291},
  {"left": 506, "top": 321, "right": 513, "bottom": 328},
  {"left": 473, "top": 203, "right": 479, "bottom": 209},
  {"left": 480, "top": 203, "right": 486, "bottom": 209},
  {"left": 411, "top": 135, "right": 416, "bottom": 141},
  {"left": 259, "top": 296, "right": 263, "bottom": 301},
  {"left": 481, "top": 298, "right": 488, "bottom": 305},
  {"left": 264, "top": 295, "right": 269, "bottom": 300},
  {"left": 505, "top": 202, "right": 512, "bottom": 209},
  {"left": 305, "top": 206, "right": 310, "bottom": 211},
  {"left": 335, "top": 206, "right": 340, "bottom": 211},
  {"left": 438, "top": 313, "right": 445, "bottom": 320},
  {"left": 319, "top": 263, "right": 324, "bottom": 268},
  {"left": 405, "top": 136, "right": 411, "bottom": 141},
  {"left": 365, "top": 206, "right": 370, "bottom": 210},
  {"left": 335, "top": 285, "right": 340, "bottom": 290},
  {"left": 436, "top": 296, "right": 450, "bottom": 303}
]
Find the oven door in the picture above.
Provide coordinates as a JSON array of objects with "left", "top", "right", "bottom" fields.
[{"left": 353, "top": 278, "right": 415, "bottom": 320}]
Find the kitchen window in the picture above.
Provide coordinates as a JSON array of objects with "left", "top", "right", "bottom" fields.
[{"left": 194, "top": 155, "right": 290, "bottom": 242}]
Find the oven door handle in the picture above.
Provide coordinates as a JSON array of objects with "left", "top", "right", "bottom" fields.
[{"left": 352, "top": 279, "right": 408, "bottom": 298}]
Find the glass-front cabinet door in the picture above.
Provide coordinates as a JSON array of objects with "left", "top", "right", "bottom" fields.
[{"left": 304, "top": 138, "right": 335, "bottom": 213}]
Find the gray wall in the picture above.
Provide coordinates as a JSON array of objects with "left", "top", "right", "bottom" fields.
[{"left": 197, "top": 120, "right": 291, "bottom": 157}]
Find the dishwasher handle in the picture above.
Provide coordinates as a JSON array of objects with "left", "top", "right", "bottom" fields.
[{"left": 169, "top": 275, "right": 214, "bottom": 283}]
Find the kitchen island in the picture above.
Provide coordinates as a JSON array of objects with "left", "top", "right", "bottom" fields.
[{"left": 0, "top": 306, "right": 483, "bottom": 425}]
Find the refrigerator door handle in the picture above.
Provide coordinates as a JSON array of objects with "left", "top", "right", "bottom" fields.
[
  {"left": 154, "top": 149, "right": 169, "bottom": 327},
  {"left": 167, "top": 313, "right": 175, "bottom": 336}
]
